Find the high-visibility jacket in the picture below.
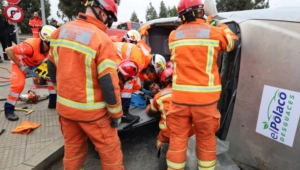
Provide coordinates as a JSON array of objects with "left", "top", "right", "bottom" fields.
[
  {"left": 113, "top": 42, "right": 152, "bottom": 81},
  {"left": 120, "top": 79, "right": 141, "bottom": 98},
  {"left": 148, "top": 85, "right": 172, "bottom": 132},
  {"left": 28, "top": 17, "right": 42, "bottom": 35},
  {"left": 48, "top": 13, "right": 122, "bottom": 121},
  {"left": 169, "top": 19, "right": 238, "bottom": 105},
  {"left": 12, "top": 38, "right": 48, "bottom": 67}
]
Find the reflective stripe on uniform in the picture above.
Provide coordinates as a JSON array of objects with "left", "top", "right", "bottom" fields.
[
  {"left": 126, "top": 43, "right": 133, "bottom": 59},
  {"left": 51, "top": 39, "right": 96, "bottom": 58},
  {"left": 53, "top": 46, "right": 59, "bottom": 64},
  {"left": 107, "top": 104, "right": 122, "bottom": 114},
  {"left": 226, "top": 34, "right": 233, "bottom": 52},
  {"left": 170, "top": 38, "right": 221, "bottom": 93},
  {"left": 156, "top": 93, "right": 171, "bottom": 130},
  {"left": 57, "top": 95, "right": 106, "bottom": 110},
  {"left": 121, "top": 92, "right": 132, "bottom": 98},
  {"left": 7, "top": 99, "right": 17, "bottom": 106},
  {"left": 198, "top": 159, "right": 216, "bottom": 170},
  {"left": 169, "top": 39, "right": 219, "bottom": 49},
  {"left": 51, "top": 39, "right": 96, "bottom": 105},
  {"left": 173, "top": 84, "right": 221, "bottom": 92},
  {"left": 9, "top": 91, "right": 19, "bottom": 98},
  {"left": 167, "top": 160, "right": 186, "bottom": 170},
  {"left": 97, "top": 59, "right": 117, "bottom": 74},
  {"left": 116, "top": 43, "right": 123, "bottom": 58},
  {"left": 206, "top": 46, "right": 214, "bottom": 86}
]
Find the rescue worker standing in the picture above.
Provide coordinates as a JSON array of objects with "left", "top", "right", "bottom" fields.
[
  {"left": 0, "top": 8, "right": 9, "bottom": 62},
  {"left": 28, "top": 12, "right": 42, "bottom": 38},
  {"left": 47, "top": 0, "right": 124, "bottom": 169},
  {"left": 166, "top": 0, "right": 238, "bottom": 169},
  {"left": 4, "top": 25, "right": 57, "bottom": 121}
]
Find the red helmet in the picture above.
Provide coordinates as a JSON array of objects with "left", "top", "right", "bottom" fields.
[
  {"left": 160, "top": 68, "right": 173, "bottom": 83},
  {"left": 166, "top": 61, "right": 174, "bottom": 69},
  {"left": 177, "top": 0, "right": 204, "bottom": 17},
  {"left": 118, "top": 59, "right": 139, "bottom": 78},
  {"left": 85, "top": 0, "right": 118, "bottom": 22}
]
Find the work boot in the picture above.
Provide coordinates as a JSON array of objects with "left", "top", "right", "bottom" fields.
[
  {"left": 0, "top": 58, "right": 3, "bottom": 63},
  {"left": 121, "top": 111, "right": 140, "bottom": 123},
  {"left": 5, "top": 112, "right": 19, "bottom": 121},
  {"left": 48, "top": 94, "right": 57, "bottom": 109},
  {"left": 158, "top": 143, "right": 169, "bottom": 170},
  {"left": 4, "top": 102, "right": 19, "bottom": 121}
]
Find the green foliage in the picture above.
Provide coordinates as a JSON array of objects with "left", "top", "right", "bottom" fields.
[
  {"left": 18, "top": 0, "right": 51, "bottom": 34},
  {"left": 159, "top": 1, "right": 168, "bottom": 18},
  {"left": 168, "top": 5, "right": 178, "bottom": 17},
  {"left": 116, "top": 0, "right": 121, "bottom": 5},
  {"left": 58, "top": 0, "right": 86, "bottom": 21},
  {"left": 130, "top": 11, "right": 139, "bottom": 22},
  {"left": 145, "top": 2, "right": 158, "bottom": 21},
  {"left": 0, "top": 0, "right": 4, "bottom": 10},
  {"left": 216, "top": 0, "right": 269, "bottom": 12}
]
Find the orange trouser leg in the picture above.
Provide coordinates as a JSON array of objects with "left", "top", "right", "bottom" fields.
[
  {"left": 157, "top": 130, "right": 170, "bottom": 152},
  {"left": 80, "top": 115, "right": 124, "bottom": 170},
  {"left": 60, "top": 115, "right": 124, "bottom": 170},
  {"left": 166, "top": 102, "right": 191, "bottom": 170},
  {"left": 59, "top": 116, "right": 88, "bottom": 170},
  {"left": 191, "top": 102, "right": 220, "bottom": 170},
  {"left": 6, "top": 64, "right": 25, "bottom": 106}
]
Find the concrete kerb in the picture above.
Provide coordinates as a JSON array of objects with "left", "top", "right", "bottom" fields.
[{"left": 14, "top": 137, "right": 64, "bottom": 170}]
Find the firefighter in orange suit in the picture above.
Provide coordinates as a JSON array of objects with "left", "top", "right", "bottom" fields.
[
  {"left": 47, "top": 0, "right": 124, "bottom": 169},
  {"left": 166, "top": 0, "right": 238, "bottom": 169},
  {"left": 28, "top": 12, "right": 43, "bottom": 38},
  {"left": 3, "top": 25, "right": 57, "bottom": 121},
  {"left": 147, "top": 68, "right": 194, "bottom": 169}
]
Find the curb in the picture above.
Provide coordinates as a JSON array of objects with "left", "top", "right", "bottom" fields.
[{"left": 14, "top": 137, "right": 64, "bottom": 170}]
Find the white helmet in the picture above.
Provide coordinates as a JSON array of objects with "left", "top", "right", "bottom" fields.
[
  {"left": 124, "top": 30, "right": 141, "bottom": 44},
  {"left": 39, "top": 25, "right": 57, "bottom": 42},
  {"left": 151, "top": 54, "right": 166, "bottom": 74}
]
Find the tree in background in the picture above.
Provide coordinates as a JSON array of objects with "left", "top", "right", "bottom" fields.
[
  {"left": 18, "top": 0, "right": 51, "bottom": 34},
  {"left": 116, "top": 0, "right": 121, "bottom": 5},
  {"left": 130, "top": 11, "right": 139, "bottom": 22},
  {"left": 159, "top": 1, "right": 168, "bottom": 18},
  {"left": 216, "top": 0, "right": 269, "bottom": 12},
  {"left": 0, "top": 0, "right": 4, "bottom": 10},
  {"left": 168, "top": 5, "right": 178, "bottom": 17},
  {"left": 58, "top": 0, "right": 86, "bottom": 22},
  {"left": 145, "top": 2, "right": 158, "bottom": 21}
]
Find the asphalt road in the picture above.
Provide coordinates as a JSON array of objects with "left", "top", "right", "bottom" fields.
[{"left": 48, "top": 121, "right": 160, "bottom": 170}]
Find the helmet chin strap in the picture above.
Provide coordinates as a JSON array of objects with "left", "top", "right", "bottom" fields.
[{"left": 90, "top": 6, "right": 113, "bottom": 28}]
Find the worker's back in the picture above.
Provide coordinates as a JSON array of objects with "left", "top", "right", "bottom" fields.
[
  {"left": 169, "top": 19, "right": 237, "bottom": 105},
  {"left": 49, "top": 15, "right": 121, "bottom": 121}
]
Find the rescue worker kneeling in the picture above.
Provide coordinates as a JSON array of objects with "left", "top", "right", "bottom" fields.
[
  {"left": 117, "top": 59, "right": 141, "bottom": 124},
  {"left": 4, "top": 25, "right": 57, "bottom": 121},
  {"left": 146, "top": 68, "right": 194, "bottom": 169}
]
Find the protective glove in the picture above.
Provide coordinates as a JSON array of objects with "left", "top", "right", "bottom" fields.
[
  {"left": 19, "top": 65, "right": 31, "bottom": 74},
  {"left": 110, "top": 118, "right": 122, "bottom": 128}
]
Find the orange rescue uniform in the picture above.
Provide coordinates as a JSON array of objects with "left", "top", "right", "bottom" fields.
[
  {"left": 147, "top": 85, "right": 194, "bottom": 153},
  {"left": 48, "top": 13, "right": 124, "bottom": 170},
  {"left": 4, "top": 38, "right": 54, "bottom": 114},
  {"left": 166, "top": 19, "right": 238, "bottom": 170},
  {"left": 28, "top": 17, "right": 42, "bottom": 38},
  {"left": 113, "top": 42, "right": 151, "bottom": 82}
]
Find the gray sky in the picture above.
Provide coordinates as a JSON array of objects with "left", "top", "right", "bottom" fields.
[{"left": 50, "top": 0, "right": 300, "bottom": 24}]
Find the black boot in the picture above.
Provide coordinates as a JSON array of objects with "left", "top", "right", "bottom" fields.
[
  {"left": 48, "top": 94, "right": 57, "bottom": 109},
  {"left": 4, "top": 53, "right": 9, "bottom": 61},
  {"left": 0, "top": 58, "right": 3, "bottom": 63},
  {"left": 121, "top": 110, "right": 140, "bottom": 123},
  {"left": 4, "top": 103, "right": 19, "bottom": 121},
  {"left": 158, "top": 143, "right": 169, "bottom": 170}
]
